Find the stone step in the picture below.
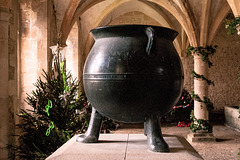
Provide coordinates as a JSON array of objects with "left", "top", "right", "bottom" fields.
[{"left": 47, "top": 134, "right": 203, "bottom": 160}]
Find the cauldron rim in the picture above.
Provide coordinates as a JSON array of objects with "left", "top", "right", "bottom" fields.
[{"left": 90, "top": 24, "right": 178, "bottom": 41}]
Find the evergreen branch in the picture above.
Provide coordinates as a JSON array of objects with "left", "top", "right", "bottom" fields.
[{"left": 11, "top": 45, "right": 118, "bottom": 159}]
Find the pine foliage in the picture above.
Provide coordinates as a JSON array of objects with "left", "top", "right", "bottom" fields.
[{"left": 11, "top": 52, "right": 91, "bottom": 159}]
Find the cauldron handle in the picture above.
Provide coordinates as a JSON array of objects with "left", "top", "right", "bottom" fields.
[{"left": 145, "top": 27, "right": 155, "bottom": 57}]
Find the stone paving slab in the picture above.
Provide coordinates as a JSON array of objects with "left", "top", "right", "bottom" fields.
[{"left": 47, "top": 134, "right": 203, "bottom": 160}]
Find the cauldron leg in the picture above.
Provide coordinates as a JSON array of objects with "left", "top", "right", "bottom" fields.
[
  {"left": 76, "top": 107, "right": 103, "bottom": 143},
  {"left": 144, "top": 121, "right": 147, "bottom": 136},
  {"left": 145, "top": 115, "right": 169, "bottom": 152}
]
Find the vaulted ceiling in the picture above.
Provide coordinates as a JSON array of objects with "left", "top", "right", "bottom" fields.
[{"left": 55, "top": 0, "right": 240, "bottom": 52}]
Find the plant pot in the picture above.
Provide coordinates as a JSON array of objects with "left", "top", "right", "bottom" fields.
[{"left": 224, "top": 106, "right": 240, "bottom": 130}]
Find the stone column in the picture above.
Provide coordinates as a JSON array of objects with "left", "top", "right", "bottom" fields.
[
  {"left": 187, "top": 54, "right": 215, "bottom": 142},
  {"left": 66, "top": 22, "right": 78, "bottom": 79},
  {"left": 0, "top": 7, "right": 11, "bottom": 159},
  {"left": 194, "top": 55, "right": 209, "bottom": 120},
  {"left": 77, "top": 18, "right": 85, "bottom": 93},
  {"left": 20, "top": 0, "right": 48, "bottom": 110}
]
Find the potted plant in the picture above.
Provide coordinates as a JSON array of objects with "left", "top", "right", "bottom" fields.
[{"left": 224, "top": 66, "right": 240, "bottom": 130}]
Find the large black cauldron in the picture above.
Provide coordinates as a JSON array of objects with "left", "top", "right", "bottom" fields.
[{"left": 77, "top": 25, "right": 184, "bottom": 152}]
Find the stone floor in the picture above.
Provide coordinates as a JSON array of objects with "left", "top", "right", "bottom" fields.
[
  {"left": 47, "top": 123, "right": 240, "bottom": 160},
  {"left": 112, "top": 123, "right": 240, "bottom": 160}
]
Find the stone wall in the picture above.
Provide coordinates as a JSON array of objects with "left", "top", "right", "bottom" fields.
[
  {"left": 0, "top": 7, "right": 12, "bottom": 159},
  {"left": 66, "top": 22, "right": 78, "bottom": 79},
  {"left": 48, "top": 0, "right": 58, "bottom": 73},
  {"left": 109, "top": 11, "right": 160, "bottom": 26},
  {"left": 0, "top": 0, "right": 19, "bottom": 158},
  {"left": 210, "top": 20, "right": 240, "bottom": 112},
  {"left": 181, "top": 56, "right": 194, "bottom": 92},
  {"left": 19, "top": 0, "right": 52, "bottom": 110},
  {"left": 0, "top": 0, "right": 58, "bottom": 158}
]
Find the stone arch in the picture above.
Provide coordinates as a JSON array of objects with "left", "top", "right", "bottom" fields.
[
  {"left": 60, "top": 0, "right": 198, "bottom": 47},
  {"left": 94, "top": 0, "right": 172, "bottom": 28},
  {"left": 208, "top": 1, "right": 231, "bottom": 45},
  {"left": 227, "top": 0, "right": 240, "bottom": 17},
  {"left": 60, "top": 0, "right": 105, "bottom": 45},
  {"left": 145, "top": 0, "right": 198, "bottom": 46},
  {"left": 82, "top": 0, "right": 182, "bottom": 58}
]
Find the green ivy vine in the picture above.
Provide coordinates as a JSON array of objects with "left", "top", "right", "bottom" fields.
[
  {"left": 186, "top": 45, "right": 217, "bottom": 68},
  {"left": 190, "top": 91, "right": 214, "bottom": 112},
  {"left": 191, "top": 70, "right": 215, "bottom": 86},
  {"left": 190, "top": 110, "right": 213, "bottom": 133},
  {"left": 225, "top": 17, "right": 240, "bottom": 35}
]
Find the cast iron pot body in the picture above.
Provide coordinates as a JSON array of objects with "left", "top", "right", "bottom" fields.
[{"left": 83, "top": 25, "right": 184, "bottom": 123}]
